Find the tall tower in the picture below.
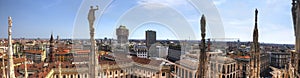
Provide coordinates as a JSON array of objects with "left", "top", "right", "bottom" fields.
[
  {"left": 146, "top": 30, "right": 156, "bottom": 48},
  {"left": 292, "top": 0, "right": 300, "bottom": 75},
  {"left": 56, "top": 35, "right": 60, "bottom": 43},
  {"left": 49, "top": 34, "right": 55, "bottom": 62},
  {"left": 249, "top": 9, "right": 260, "bottom": 78},
  {"left": 197, "top": 15, "right": 207, "bottom": 78},
  {"left": 116, "top": 25, "right": 129, "bottom": 45},
  {"left": 88, "top": 5, "right": 99, "bottom": 78},
  {"left": 7, "top": 16, "right": 15, "bottom": 78}
]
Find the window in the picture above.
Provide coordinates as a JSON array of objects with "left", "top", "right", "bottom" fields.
[{"left": 162, "top": 72, "right": 165, "bottom": 76}]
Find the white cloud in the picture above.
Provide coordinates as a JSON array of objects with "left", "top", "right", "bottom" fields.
[
  {"left": 137, "top": 0, "right": 188, "bottom": 7},
  {"left": 214, "top": 0, "right": 294, "bottom": 44},
  {"left": 213, "top": 0, "right": 227, "bottom": 5}
]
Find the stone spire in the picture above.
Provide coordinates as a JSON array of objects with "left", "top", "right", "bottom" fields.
[
  {"left": 292, "top": 0, "right": 297, "bottom": 35},
  {"left": 2, "top": 53, "right": 6, "bottom": 78},
  {"left": 7, "top": 16, "right": 15, "bottom": 78},
  {"left": 50, "top": 33, "right": 54, "bottom": 43},
  {"left": 253, "top": 9, "right": 258, "bottom": 43},
  {"left": 249, "top": 9, "right": 260, "bottom": 78},
  {"left": 197, "top": 14, "right": 207, "bottom": 78},
  {"left": 289, "top": 0, "right": 300, "bottom": 77},
  {"left": 58, "top": 62, "right": 62, "bottom": 78},
  {"left": 88, "top": 5, "right": 99, "bottom": 78},
  {"left": 24, "top": 56, "right": 28, "bottom": 78},
  {"left": 292, "top": 0, "right": 300, "bottom": 76}
]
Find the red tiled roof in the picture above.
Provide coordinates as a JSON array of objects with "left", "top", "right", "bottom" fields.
[
  {"left": 14, "top": 58, "right": 26, "bottom": 63},
  {"left": 132, "top": 56, "right": 151, "bottom": 64},
  {"left": 99, "top": 60, "right": 117, "bottom": 65},
  {"left": 238, "top": 55, "right": 250, "bottom": 59},
  {"left": 75, "top": 50, "right": 90, "bottom": 54},
  {"left": 23, "top": 50, "right": 43, "bottom": 54}
]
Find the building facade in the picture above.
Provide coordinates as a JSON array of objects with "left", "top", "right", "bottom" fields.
[
  {"left": 146, "top": 30, "right": 156, "bottom": 48},
  {"left": 149, "top": 43, "right": 169, "bottom": 58},
  {"left": 116, "top": 25, "right": 129, "bottom": 45},
  {"left": 174, "top": 55, "right": 239, "bottom": 78},
  {"left": 133, "top": 45, "right": 148, "bottom": 58},
  {"left": 270, "top": 52, "right": 290, "bottom": 69}
]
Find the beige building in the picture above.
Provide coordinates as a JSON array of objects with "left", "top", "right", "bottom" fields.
[
  {"left": 23, "top": 50, "right": 46, "bottom": 63},
  {"left": 24, "top": 53, "right": 172, "bottom": 78},
  {"left": 174, "top": 51, "right": 239, "bottom": 78},
  {"left": 270, "top": 52, "right": 290, "bottom": 69}
]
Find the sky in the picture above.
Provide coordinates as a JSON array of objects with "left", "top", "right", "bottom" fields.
[{"left": 0, "top": 0, "right": 295, "bottom": 44}]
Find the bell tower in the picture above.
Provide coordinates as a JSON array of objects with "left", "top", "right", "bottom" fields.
[{"left": 49, "top": 34, "right": 55, "bottom": 62}]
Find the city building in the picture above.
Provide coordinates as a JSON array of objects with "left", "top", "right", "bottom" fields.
[
  {"left": 16, "top": 53, "right": 172, "bottom": 78},
  {"left": 235, "top": 55, "right": 250, "bottom": 78},
  {"left": 260, "top": 52, "right": 271, "bottom": 77},
  {"left": 174, "top": 51, "right": 238, "bottom": 78},
  {"left": 23, "top": 50, "right": 46, "bottom": 63},
  {"left": 146, "top": 30, "right": 156, "bottom": 48},
  {"left": 116, "top": 25, "right": 129, "bottom": 45},
  {"left": 234, "top": 52, "right": 270, "bottom": 78},
  {"left": 149, "top": 43, "right": 169, "bottom": 59},
  {"left": 98, "top": 54, "right": 172, "bottom": 78},
  {"left": 132, "top": 45, "right": 148, "bottom": 58},
  {"left": 270, "top": 52, "right": 290, "bottom": 69},
  {"left": 210, "top": 56, "right": 239, "bottom": 78},
  {"left": 167, "top": 48, "right": 181, "bottom": 62},
  {"left": 0, "top": 46, "right": 7, "bottom": 53}
]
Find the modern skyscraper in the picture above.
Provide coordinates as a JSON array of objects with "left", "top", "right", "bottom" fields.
[
  {"left": 146, "top": 30, "right": 156, "bottom": 48},
  {"left": 116, "top": 25, "right": 129, "bottom": 45},
  {"left": 249, "top": 9, "right": 260, "bottom": 78}
]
